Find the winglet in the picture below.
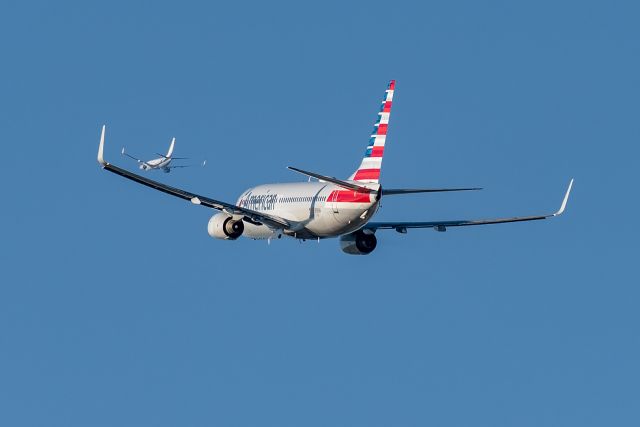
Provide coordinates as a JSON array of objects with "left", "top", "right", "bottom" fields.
[
  {"left": 554, "top": 178, "right": 574, "bottom": 216},
  {"left": 97, "top": 125, "right": 107, "bottom": 166}
]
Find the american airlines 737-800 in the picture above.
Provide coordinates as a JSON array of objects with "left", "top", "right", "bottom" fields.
[{"left": 97, "top": 80, "right": 573, "bottom": 255}]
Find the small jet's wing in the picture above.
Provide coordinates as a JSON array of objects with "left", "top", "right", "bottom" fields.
[
  {"left": 121, "top": 147, "right": 144, "bottom": 163},
  {"left": 383, "top": 187, "right": 481, "bottom": 195},
  {"left": 98, "top": 126, "right": 289, "bottom": 229},
  {"left": 366, "top": 179, "right": 573, "bottom": 232}
]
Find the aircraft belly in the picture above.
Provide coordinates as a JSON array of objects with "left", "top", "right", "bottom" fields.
[
  {"left": 304, "top": 208, "right": 342, "bottom": 236},
  {"left": 242, "top": 221, "right": 277, "bottom": 240},
  {"left": 305, "top": 204, "right": 375, "bottom": 237}
]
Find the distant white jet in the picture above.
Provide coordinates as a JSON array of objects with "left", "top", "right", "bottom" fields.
[
  {"left": 97, "top": 80, "right": 573, "bottom": 255},
  {"left": 121, "top": 138, "right": 200, "bottom": 173}
]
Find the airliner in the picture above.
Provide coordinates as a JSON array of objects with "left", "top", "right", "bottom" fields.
[
  {"left": 97, "top": 80, "right": 573, "bottom": 255},
  {"left": 121, "top": 137, "right": 197, "bottom": 172}
]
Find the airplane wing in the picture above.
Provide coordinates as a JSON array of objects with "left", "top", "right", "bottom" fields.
[
  {"left": 366, "top": 179, "right": 573, "bottom": 232},
  {"left": 98, "top": 126, "right": 290, "bottom": 229},
  {"left": 121, "top": 147, "right": 145, "bottom": 163}
]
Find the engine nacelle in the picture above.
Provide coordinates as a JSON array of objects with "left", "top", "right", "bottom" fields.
[
  {"left": 207, "top": 213, "right": 245, "bottom": 240},
  {"left": 339, "top": 229, "right": 377, "bottom": 255}
]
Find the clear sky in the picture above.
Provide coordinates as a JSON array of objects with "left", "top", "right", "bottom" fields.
[{"left": 1, "top": 1, "right": 639, "bottom": 426}]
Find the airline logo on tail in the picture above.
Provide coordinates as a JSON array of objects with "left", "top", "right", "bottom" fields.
[{"left": 350, "top": 79, "right": 395, "bottom": 183}]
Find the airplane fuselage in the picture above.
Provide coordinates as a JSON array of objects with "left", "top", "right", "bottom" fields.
[
  {"left": 235, "top": 182, "right": 380, "bottom": 240},
  {"left": 141, "top": 157, "right": 172, "bottom": 172}
]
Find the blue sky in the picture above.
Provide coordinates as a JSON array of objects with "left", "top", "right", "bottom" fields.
[{"left": 1, "top": 1, "right": 639, "bottom": 426}]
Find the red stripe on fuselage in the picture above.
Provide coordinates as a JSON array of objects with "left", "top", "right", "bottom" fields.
[
  {"left": 383, "top": 101, "right": 392, "bottom": 112},
  {"left": 328, "top": 190, "right": 372, "bottom": 203},
  {"left": 377, "top": 124, "right": 388, "bottom": 135}
]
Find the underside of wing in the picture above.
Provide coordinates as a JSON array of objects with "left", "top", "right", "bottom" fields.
[{"left": 367, "top": 179, "right": 573, "bottom": 232}]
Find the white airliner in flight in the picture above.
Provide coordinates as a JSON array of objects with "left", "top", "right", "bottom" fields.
[
  {"left": 121, "top": 137, "right": 196, "bottom": 172},
  {"left": 97, "top": 80, "right": 573, "bottom": 255}
]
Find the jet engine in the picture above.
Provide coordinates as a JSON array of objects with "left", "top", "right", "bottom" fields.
[
  {"left": 208, "top": 213, "right": 245, "bottom": 240},
  {"left": 339, "top": 229, "right": 377, "bottom": 255}
]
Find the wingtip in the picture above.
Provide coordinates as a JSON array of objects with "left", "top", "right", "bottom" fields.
[
  {"left": 554, "top": 178, "right": 574, "bottom": 216},
  {"left": 97, "top": 125, "right": 106, "bottom": 166}
]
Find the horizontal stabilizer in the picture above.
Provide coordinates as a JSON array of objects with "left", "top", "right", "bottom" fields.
[
  {"left": 383, "top": 187, "right": 481, "bottom": 195},
  {"left": 156, "top": 152, "right": 189, "bottom": 160},
  {"left": 287, "top": 166, "right": 377, "bottom": 192}
]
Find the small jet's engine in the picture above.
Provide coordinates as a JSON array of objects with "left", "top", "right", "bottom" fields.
[
  {"left": 208, "top": 213, "right": 245, "bottom": 240},
  {"left": 340, "top": 229, "right": 377, "bottom": 255}
]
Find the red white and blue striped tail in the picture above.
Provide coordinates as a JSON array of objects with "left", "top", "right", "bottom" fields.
[{"left": 349, "top": 80, "right": 395, "bottom": 183}]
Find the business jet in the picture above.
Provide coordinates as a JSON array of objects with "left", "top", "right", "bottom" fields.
[
  {"left": 97, "top": 80, "right": 573, "bottom": 255},
  {"left": 121, "top": 137, "right": 199, "bottom": 172}
]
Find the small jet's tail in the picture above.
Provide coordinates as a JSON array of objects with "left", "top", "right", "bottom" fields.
[
  {"left": 166, "top": 137, "right": 176, "bottom": 158},
  {"left": 348, "top": 80, "right": 395, "bottom": 184}
]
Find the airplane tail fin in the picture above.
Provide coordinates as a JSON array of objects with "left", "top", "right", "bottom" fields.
[
  {"left": 166, "top": 137, "right": 176, "bottom": 158},
  {"left": 348, "top": 80, "right": 395, "bottom": 183}
]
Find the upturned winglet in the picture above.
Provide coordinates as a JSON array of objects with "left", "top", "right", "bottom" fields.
[
  {"left": 554, "top": 178, "right": 574, "bottom": 216},
  {"left": 97, "top": 125, "right": 107, "bottom": 166}
]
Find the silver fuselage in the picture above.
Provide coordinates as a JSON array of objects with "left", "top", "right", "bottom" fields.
[{"left": 236, "top": 182, "right": 380, "bottom": 239}]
